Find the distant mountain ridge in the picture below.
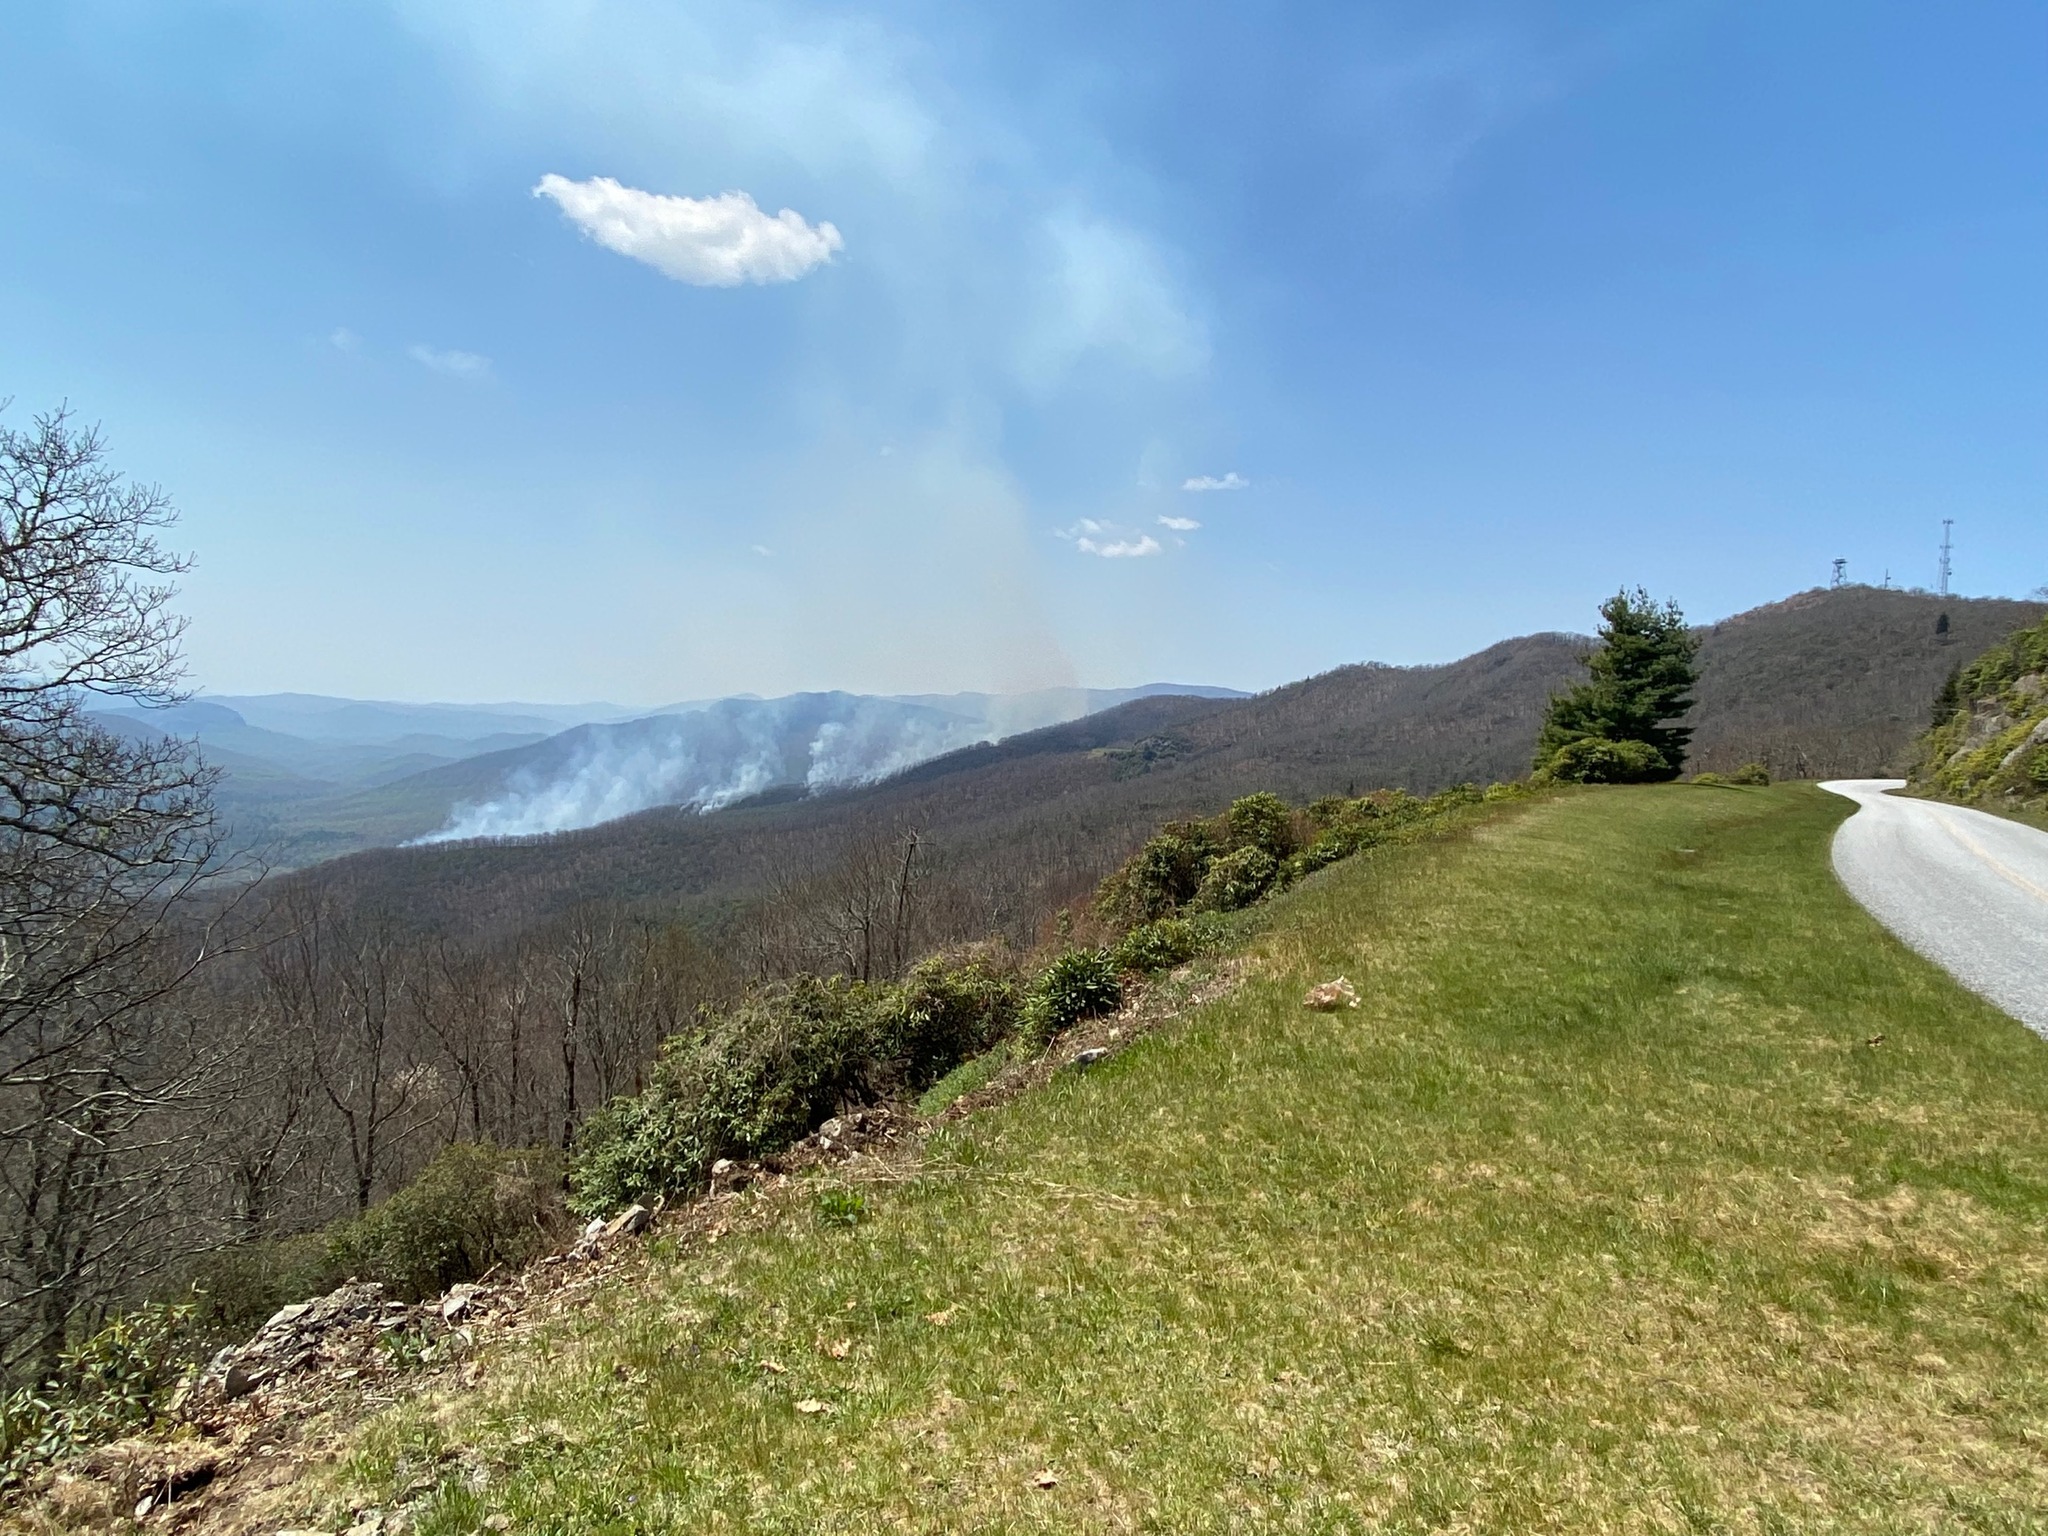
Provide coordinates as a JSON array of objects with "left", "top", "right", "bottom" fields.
[
  {"left": 93, "top": 682, "right": 1252, "bottom": 866},
  {"left": 292, "top": 586, "right": 2047, "bottom": 950}
]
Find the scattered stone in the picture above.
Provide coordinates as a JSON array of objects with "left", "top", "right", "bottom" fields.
[
  {"left": 1033, "top": 1469, "right": 1060, "bottom": 1489},
  {"left": 441, "top": 1284, "right": 483, "bottom": 1322},
  {"left": 709, "top": 1157, "right": 755, "bottom": 1195},
  {"left": 568, "top": 1215, "right": 608, "bottom": 1261},
  {"left": 603, "top": 1203, "right": 651, "bottom": 1240},
  {"left": 207, "top": 1282, "right": 389, "bottom": 1402},
  {"left": 1302, "top": 977, "right": 1360, "bottom": 1011},
  {"left": 484, "top": 1516, "right": 514, "bottom": 1532},
  {"left": 1069, "top": 1047, "right": 1110, "bottom": 1068},
  {"left": 794, "top": 1397, "right": 832, "bottom": 1415}
]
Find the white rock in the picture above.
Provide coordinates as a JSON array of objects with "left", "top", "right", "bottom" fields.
[
  {"left": 441, "top": 1283, "right": 482, "bottom": 1322},
  {"left": 602, "top": 1203, "right": 651, "bottom": 1239}
]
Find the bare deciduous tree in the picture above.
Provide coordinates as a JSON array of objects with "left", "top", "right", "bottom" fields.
[{"left": 0, "top": 405, "right": 232, "bottom": 1378}]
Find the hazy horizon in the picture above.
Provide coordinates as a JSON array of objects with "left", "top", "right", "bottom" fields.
[
  {"left": 6, "top": 3, "right": 2043, "bottom": 702},
  {"left": 159, "top": 581, "right": 2039, "bottom": 713}
]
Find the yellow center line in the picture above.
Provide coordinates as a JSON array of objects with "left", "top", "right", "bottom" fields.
[{"left": 1931, "top": 810, "right": 2048, "bottom": 906}]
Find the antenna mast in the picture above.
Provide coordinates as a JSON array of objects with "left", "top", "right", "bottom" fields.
[{"left": 1938, "top": 519, "right": 1954, "bottom": 597}]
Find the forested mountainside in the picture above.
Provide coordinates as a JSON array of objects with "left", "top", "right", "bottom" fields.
[
  {"left": 1686, "top": 587, "right": 2044, "bottom": 776},
  {"left": 89, "top": 686, "right": 1246, "bottom": 867},
  {"left": 300, "top": 632, "right": 1586, "bottom": 948},
  {"left": 290, "top": 586, "right": 2043, "bottom": 951}
]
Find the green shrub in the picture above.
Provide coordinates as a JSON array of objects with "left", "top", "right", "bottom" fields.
[
  {"left": 1691, "top": 771, "right": 1730, "bottom": 786},
  {"left": 3, "top": 1303, "right": 195, "bottom": 1489},
  {"left": 1535, "top": 736, "right": 1668, "bottom": 785},
  {"left": 1728, "top": 761, "right": 1771, "bottom": 786},
  {"left": 1423, "top": 783, "right": 1485, "bottom": 814},
  {"left": 1021, "top": 948, "right": 1123, "bottom": 1046},
  {"left": 1191, "top": 846, "right": 1278, "bottom": 912},
  {"left": 571, "top": 962, "right": 1016, "bottom": 1217},
  {"left": 1305, "top": 795, "right": 1353, "bottom": 827},
  {"left": 1296, "top": 792, "right": 1411, "bottom": 861},
  {"left": 1294, "top": 835, "right": 1359, "bottom": 872},
  {"left": 2026, "top": 744, "right": 2048, "bottom": 790},
  {"left": 0, "top": 1388, "right": 56, "bottom": 1489},
  {"left": 1225, "top": 792, "right": 1297, "bottom": 860},
  {"left": 185, "top": 1230, "right": 337, "bottom": 1340},
  {"left": 870, "top": 958, "right": 1018, "bottom": 1092},
  {"left": 1110, "top": 913, "right": 1230, "bottom": 973},
  {"left": 571, "top": 981, "right": 870, "bottom": 1218},
  {"left": 327, "top": 1142, "right": 565, "bottom": 1302},
  {"left": 1094, "top": 827, "right": 1215, "bottom": 927},
  {"left": 182, "top": 1143, "right": 564, "bottom": 1334}
]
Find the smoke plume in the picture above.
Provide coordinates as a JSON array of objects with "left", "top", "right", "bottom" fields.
[{"left": 412, "top": 694, "right": 988, "bottom": 844}]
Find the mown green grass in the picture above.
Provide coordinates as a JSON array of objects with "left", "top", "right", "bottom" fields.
[{"left": 346, "top": 785, "right": 2048, "bottom": 1533}]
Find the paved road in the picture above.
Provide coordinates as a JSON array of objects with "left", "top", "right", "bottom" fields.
[{"left": 1821, "top": 779, "right": 2048, "bottom": 1037}]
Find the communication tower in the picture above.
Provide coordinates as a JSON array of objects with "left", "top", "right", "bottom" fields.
[
  {"left": 1831, "top": 558, "right": 1847, "bottom": 589},
  {"left": 1938, "top": 520, "right": 1954, "bottom": 597}
]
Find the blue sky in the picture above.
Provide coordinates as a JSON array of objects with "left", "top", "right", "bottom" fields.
[{"left": 3, "top": 1, "right": 2043, "bottom": 704}]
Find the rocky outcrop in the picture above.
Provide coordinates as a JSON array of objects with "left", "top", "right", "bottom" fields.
[{"left": 1915, "top": 615, "right": 2048, "bottom": 811}]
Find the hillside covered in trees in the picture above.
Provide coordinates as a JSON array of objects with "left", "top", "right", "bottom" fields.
[{"left": 295, "top": 585, "right": 2041, "bottom": 950}]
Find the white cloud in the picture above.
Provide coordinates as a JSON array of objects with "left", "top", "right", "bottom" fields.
[
  {"left": 534, "top": 174, "right": 843, "bottom": 286},
  {"left": 751, "top": 544, "right": 774, "bottom": 557},
  {"left": 1082, "top": 533, "right": 1161, "bottom": 558},
  {"left": 1058, "top": 519, "right": 1163, "bottom": 559},
  {"left": 409, "top": 344, "right": 492, "bottom": 379},
  {"left": 329, "top": 326, "right": 360, "bottom": 353},
  {"left": 1157, "top": 515, "right": 1201, "bottom": 531},
  {"left": 1182, "top": 472, "right": 1248, "bottom": 492}
]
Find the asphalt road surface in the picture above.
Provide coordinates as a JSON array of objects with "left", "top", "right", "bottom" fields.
[{"left": 1821, "top": 779, "right": 2048, "bottom": 1037}]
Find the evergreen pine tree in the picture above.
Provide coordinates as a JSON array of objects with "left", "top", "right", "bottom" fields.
[
  {"left": 1929, "top": 664, "right": 1962, "bottom": 728},
  {"left": 1534, "top": 588, "right": 1700, "bottom": 781}
]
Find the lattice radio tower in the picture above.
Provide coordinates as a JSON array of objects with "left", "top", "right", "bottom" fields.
[{"left": 1938, "top": 519, "right": 1954, "bottom": 597}]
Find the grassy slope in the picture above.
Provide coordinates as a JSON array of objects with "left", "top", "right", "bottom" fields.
[{"left": 350, "top": 786, "right": 2048, "bottom": 1533}]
